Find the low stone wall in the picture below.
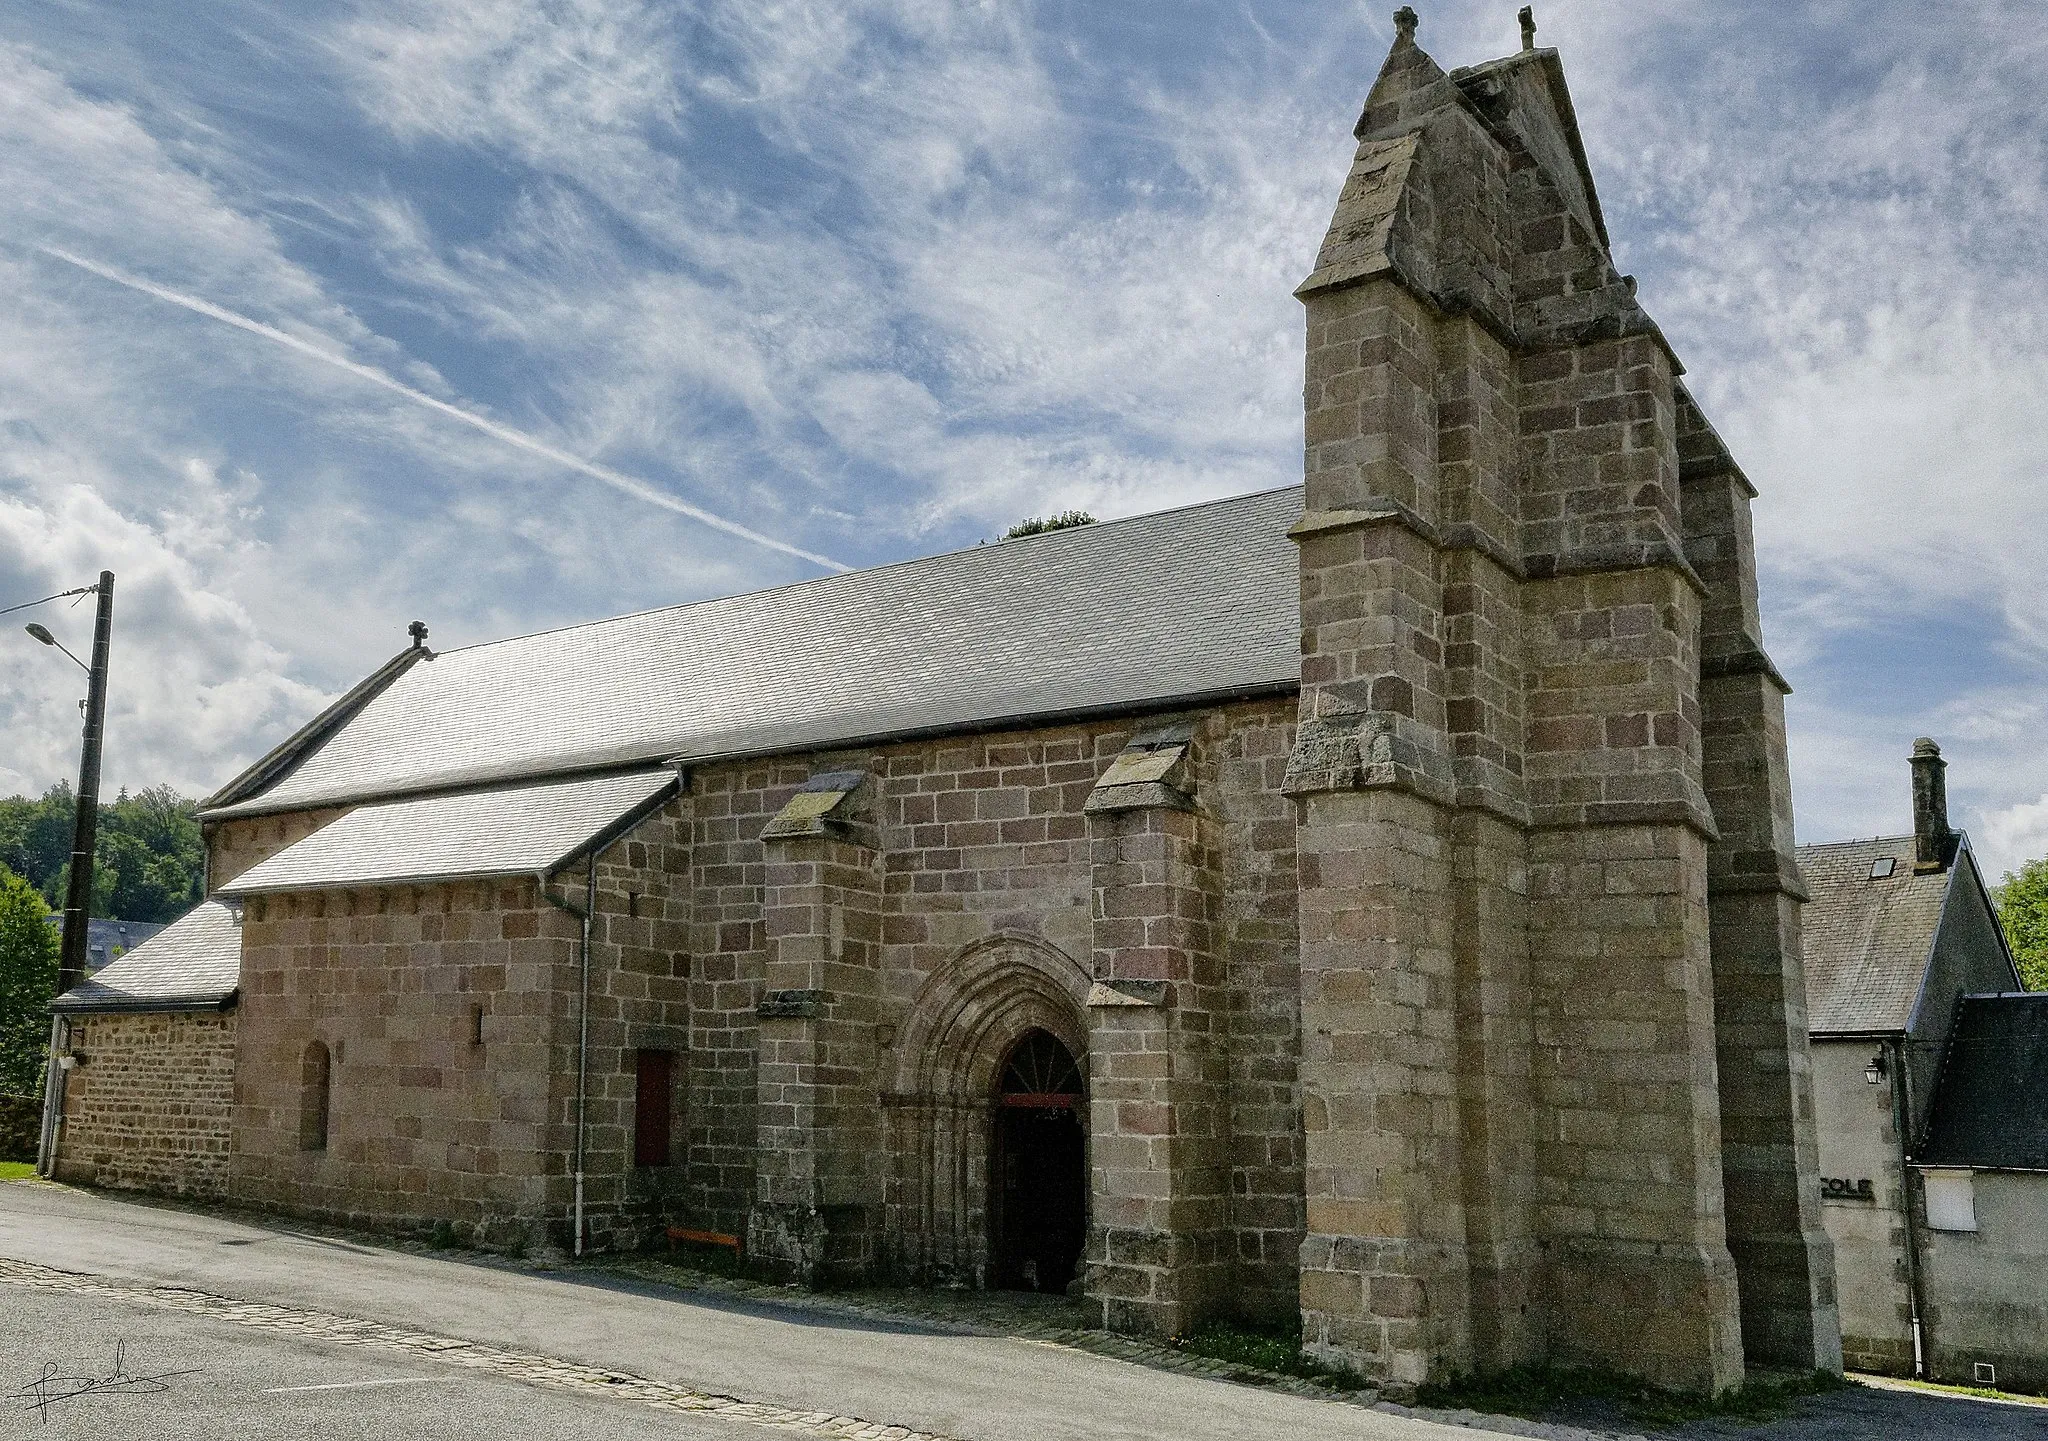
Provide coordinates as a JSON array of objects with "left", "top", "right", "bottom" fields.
[
  {"left": 54, "top": 1010, "right": 237, "bottom": 1198},
  {"left": 0, "top": 1092, "right": 39, "bottom": 1162}
]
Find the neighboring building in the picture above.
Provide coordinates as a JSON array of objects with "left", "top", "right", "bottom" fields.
[
  {"left": 1914, "top": 993, "right": 2048, "bottom": 1393},
  {"left": 43, "top": 915, "right": 171, "bottom": 972},
  {"left": 45, "top": 14, "right": 1841, "bottom": 1395},
  {"left": 1801, "top": 739, "right": 2032, "bottom": 1386},
  {"left": 46, "top": 901, "right": 240, "bottom": 1198}
]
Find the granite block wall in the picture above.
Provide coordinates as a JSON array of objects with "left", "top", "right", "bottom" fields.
[
  {"left": 53, "top": 1010, "right": 237, "bottom": 1198},
  {"left": 226, "top": 805, "right": 690, "bottom": 1252}
]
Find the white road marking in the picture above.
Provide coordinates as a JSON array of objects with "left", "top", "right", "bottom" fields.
[{"left": 264, "top": 1377, "right": 452, "bottom": 1393}]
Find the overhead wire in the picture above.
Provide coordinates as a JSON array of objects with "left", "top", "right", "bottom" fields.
[{"left": 0, "top": 585, "right": 97, "bottom": 618}]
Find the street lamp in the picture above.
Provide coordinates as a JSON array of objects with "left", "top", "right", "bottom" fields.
[
  {"left": 24, "top": 621, "right": 90, "bottom": 674},
  {"left": 10, "top": 571, "right": 115, "bottom": 1176}
]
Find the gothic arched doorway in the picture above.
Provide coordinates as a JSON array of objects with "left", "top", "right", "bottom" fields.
[{"left": 991, "top": 1029, "right": 1086, "bottom": 1293}]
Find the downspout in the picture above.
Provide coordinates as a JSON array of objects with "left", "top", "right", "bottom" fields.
[
  {"left": 34, "top": 1014, "right": 68, "bottom": 1177},
  {"left": 529, "top": 767, "right": 681, "bottom": 1260},
  {"left": 539, "top": 865, "right": 595, "bottom": 1258},
  {"left": 1888, "top": 1034, "right": 1929, "bottom": 1379}
]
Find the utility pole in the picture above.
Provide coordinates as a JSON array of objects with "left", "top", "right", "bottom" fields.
[
  {"left": 36, "top": 570, "right": 112, "bottom": 1177},
  {"left": 56, "top": 571, "right": 115, "bottom": 995}
]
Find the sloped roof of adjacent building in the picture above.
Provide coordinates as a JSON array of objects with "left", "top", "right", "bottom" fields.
[
  {"left": 202, "top": 486, "right": 1305, "bottom": 820},
  {"left": 1918, "top": 993, "right": 2048, "bottom": 1171},
  {"left": 217, "top": 769, "right": 680, "bottom": 896},
  {"left": 1797, "top": 835, "right": 1955, "bottom": 1035},
  {"left": 50, "top": 901, "right": 242, "bottom": 1014}
]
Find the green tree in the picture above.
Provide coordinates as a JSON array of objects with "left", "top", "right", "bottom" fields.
[
  {"left": 0, "top": 865, "right": 60, "bottom": 1095},
  {"left": 1994, "top": 859, "right": 2048, "bottom": 992},
  {"left": 0, "top": 783, "right": 204, "bottom": 925},
  {"left": 1003, "top": 511, "right": 1096, "bottom": 539},
  {"left": 0, "top": 784, "right": 77, "bottom": 895}
]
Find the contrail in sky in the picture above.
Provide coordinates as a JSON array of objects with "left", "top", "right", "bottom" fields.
[{"left": 36, "top": 244, "right": 852, "bottom": 574}]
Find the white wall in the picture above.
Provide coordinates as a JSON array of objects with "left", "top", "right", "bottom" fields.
[
  {"left": 1810, "top": 1038, "right": 1911, "bottom": 1373},
  {"left": 1920, "top": 1171, "right": 2048, "bottom": 1393}
]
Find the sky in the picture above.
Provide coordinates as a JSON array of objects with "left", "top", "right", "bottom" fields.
[{"left": 1, "top": 1, "right": 2044, "bottom": 875}]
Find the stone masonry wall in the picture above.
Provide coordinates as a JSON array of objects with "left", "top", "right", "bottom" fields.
[
  {"left": 56, "top": 1010, "right": 237, "bottom": 1199},
  {"left": 228, "top": 802, "right": 690, "bottom": 1252},
  {"left": 1283, "top": 15, "right": 1829, "bottom": 1394},
  {"left": 208, "top": 807, "right": 351, "bottom": 888},
  {"left": 680, "top": 700, "right": 1301, "bottom": 1308},
  {"left": 221, "top": 702, "right": 1300, "bottom": 1309}
]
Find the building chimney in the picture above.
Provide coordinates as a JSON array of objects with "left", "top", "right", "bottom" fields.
[{"left": 1910, "top": 737, "right": 1955, "bottom": 872}]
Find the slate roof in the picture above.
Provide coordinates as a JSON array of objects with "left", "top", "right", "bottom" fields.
[
  {"left": 50, "top": 901, "right": 241, "bottom": 1014},
  {"left": 1797, "top": 836, "right": 1952, "bottom": 1035},
  {"left": 202, "top": 486, "right": 1304, "bottom": 819},
  {"left": 217, "top": 769, "right": 680, "bottom": 896},
  {"left": 1918, "top": 993, "right": 2048, "bottom": 1171},
  {"left": 40, "top": 916, "right": 170, "bottom": 971}
]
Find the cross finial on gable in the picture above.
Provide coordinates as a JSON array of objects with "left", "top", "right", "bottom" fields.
[
  {"left": 1393, "top": 7, "right": 1419, "bottom": 46},
  {"left": 1519, "top": 6, "right": 1536, "bottom": 50}
]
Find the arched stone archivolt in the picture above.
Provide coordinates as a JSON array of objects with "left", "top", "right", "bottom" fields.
[
  {"left": 883, "top": 932, "right": 1090, "bottom": 1285},
  {"left": 895, "top": 931, "right": 1090, "bottom": 1098}
]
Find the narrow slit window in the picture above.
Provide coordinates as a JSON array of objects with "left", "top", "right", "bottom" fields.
[
  {"left": 299, "top": 1040, "right": 331, "bottom": 1152},
  {"left": 634, "top": 1049, "right": 675, "bottom": 1168}
]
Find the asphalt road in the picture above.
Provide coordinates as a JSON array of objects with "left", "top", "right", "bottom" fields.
[
  {"left": 0, "top": 1182, "right": 1458, "bottom": 1441},
  {"left": 0, "top": 1282, "right": 762, "bottom": 1441},
  {"left": 2, "top": 1181, "right": 2043, "bottom": 1441}
]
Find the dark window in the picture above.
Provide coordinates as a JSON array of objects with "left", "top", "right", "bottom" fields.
[
  {"left": 299, "top": 1040, "right": 331, "bottom": 1152},
  {"left": 634, "top": 1050, "right": 675, "bottom": 1168}
]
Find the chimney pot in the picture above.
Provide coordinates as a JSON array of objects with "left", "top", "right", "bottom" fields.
[{"left": 1910, "top": 737, "right": 1954, "bottom": 872}]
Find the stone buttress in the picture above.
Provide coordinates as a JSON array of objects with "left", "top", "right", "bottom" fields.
[
  {"left": 747, "top": 772, "right": 887, "bottom": 1282},
  {"left": 1287, "top": 10, "right": 1835, "bottom": 1392}
]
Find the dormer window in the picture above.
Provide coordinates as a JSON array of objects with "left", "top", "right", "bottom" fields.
[{"left": 1869, "top": 857, "right": 1896, "bottom": 879}]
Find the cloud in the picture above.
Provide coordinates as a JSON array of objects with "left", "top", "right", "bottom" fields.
[
  {"left": 36, "top": 244, "right": 850, "bottom": 573},
  {"left": 0, "top": 454, "right": 324, "bottom": 800},
  {"left": 0, "top": 0, "right": 2043, "bottom": 868},
  {"left": 1982, "top": 796, "right": 2048, "bottom": 885}
]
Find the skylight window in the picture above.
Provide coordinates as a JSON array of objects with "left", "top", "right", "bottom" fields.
[{"left": 1869, "top": 857, "right": 1897, "bottom": 879}]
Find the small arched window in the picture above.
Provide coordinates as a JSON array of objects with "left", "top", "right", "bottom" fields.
[{"left": 299, "top": 1040, "right": 331, "bottom": 1152}]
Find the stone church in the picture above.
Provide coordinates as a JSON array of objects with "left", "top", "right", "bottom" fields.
[{"left": 46, "top": 11, "right": 1839, "bottom": 1395}]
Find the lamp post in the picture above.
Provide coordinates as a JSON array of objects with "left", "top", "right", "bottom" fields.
[{"left": 18, "top": 571, "right": 114, "bottom": 1176}]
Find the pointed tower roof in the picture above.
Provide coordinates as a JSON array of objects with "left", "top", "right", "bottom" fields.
[
  {"left": 1448, "top": 46, "right": 1609, "bottom": 251},
  {"left": 1352, "top": 6, "right": 1453, "bottom": 137},
  {"left": 1301, "top": 8, "right": 1672, "bottom": 364}
]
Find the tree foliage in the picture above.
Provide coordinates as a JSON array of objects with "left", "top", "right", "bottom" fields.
[
  {"left": 1003, "top": 511, "right": 1096, "bottom": 539},
  {"left": 0, "top": 865, "right": 60, "bottom": 1095},
  {"left": 1993, "top": 858, "right": 2048, "bottom": 992},
  {"left": 0, "top": 784, "right": 204, "bottom": 924}
]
